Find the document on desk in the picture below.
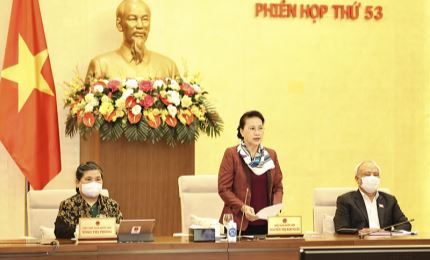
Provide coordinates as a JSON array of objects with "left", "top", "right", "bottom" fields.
[{"left": 256, "top": 203, "right": 283, "bottom": 220}]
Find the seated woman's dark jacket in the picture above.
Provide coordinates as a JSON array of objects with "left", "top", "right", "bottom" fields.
[{"left": 54, "top": 193, "right": 123, "bottom": 239}]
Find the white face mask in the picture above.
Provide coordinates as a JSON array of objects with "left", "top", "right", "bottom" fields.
[
  {"left": 361, "top": 175, "right": 380, "bottom": 194},
  {"left": 81, "top": 182, "right": 102, "bottom": 198}
]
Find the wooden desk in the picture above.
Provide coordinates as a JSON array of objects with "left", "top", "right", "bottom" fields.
[
  {"left": 1, "top": 235, "right": 430, "bottom": 260},
  {"left": 229, "top": 234, "right": 430, "bottom": 260},
  {"left": 0, "top": 237, "right": 227, "bottom": 260}
]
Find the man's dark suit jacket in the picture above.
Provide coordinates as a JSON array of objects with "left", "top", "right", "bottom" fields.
[{"left": 333, "top": 190, "right": 411, "bottom": 233}]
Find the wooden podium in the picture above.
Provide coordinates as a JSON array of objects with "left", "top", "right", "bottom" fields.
[{"left": 80, "top": 133, "right": 194, "bottom": 235}]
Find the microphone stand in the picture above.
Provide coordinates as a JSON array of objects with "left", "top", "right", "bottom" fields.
[
  {"left": 358, "top": 219, "right": 414, "bottom": 239},
  {"left": 238, "top": 188, "right": 249, "bottom": 240}
]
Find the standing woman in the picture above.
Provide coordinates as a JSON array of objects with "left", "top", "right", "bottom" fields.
[
  {"left": 54, "top": 161, "right": 123, "bottom": 239},
  {"left": 218, "top": 111, "right": 283, "bottom": 235}
]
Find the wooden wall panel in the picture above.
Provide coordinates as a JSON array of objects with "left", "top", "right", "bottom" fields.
[{"left": 80, "top": 133, "right": 194, "bottom": 235}]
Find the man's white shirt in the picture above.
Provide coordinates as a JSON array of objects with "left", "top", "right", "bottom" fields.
[{"left": 359, "top": 189, "right": 380, "bottom": 229}]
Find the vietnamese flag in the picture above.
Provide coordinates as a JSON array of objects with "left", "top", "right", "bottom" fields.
[{"left": 0, "top": 0, "right": 61, "bottom": 189}]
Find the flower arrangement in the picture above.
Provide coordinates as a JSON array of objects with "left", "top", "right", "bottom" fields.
[{"left": 64, "top": 75, "right": 223, "bottom": 146}]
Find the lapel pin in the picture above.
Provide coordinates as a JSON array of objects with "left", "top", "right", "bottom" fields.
[{"left": 379, "top": 204, "right": 384, "bottom": 208}]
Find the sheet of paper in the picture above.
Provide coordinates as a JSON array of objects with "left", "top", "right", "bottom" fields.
[
  {"left": 367, "top": 230, "right": 391, "bottom": 236},
  {"left": 256, "top": 203, "right": 283, "bottom": 220},
  {"left": 391, "top": 230, "right": 415, "bottom": 236}
]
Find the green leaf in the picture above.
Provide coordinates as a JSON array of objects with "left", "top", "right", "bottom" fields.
[
  {"left": 94, "top": 116, "right": 103, "bottom": 130},
  {"left": 65, "top": 114, "right": 78, "bottom": 137},
  {"left": 147, "top": 126, "right": 164, "bottom": 144},
  {"left": 176, "top": 124, "right": 188, "bottom": 143},
  {"left": 162, "top": 124, "right": 177, "bottom": 146},
  {"left": 99, "top": 120, "right": 124, "bottom": 141},
  {"left": 124, "top": 123, "right": 140, "bottom": 141}
]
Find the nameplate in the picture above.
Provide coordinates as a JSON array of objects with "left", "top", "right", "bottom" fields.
[
  {"left": 79, "top": 218, "right": 117, "bottom": 240},
  {"left": 267, "top": 216, "right": 302, "bottom": 236}
]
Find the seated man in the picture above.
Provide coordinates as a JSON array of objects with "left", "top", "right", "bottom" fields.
[
  {"left": 54, "top": 162, "right": 123, "bottom": 239},
  {"left": 333, "top": 161, "right": 411, "bottom": 234}
]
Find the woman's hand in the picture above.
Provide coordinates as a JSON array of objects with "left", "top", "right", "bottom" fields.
[{"left": 241, "top": 205, "right": 259, "bottom": 221}]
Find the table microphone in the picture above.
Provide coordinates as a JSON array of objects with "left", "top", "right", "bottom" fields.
[
  {"left": 238, "top": 188, "right": 249, "bottom": 240},
  {"left": 358, "top": 218, "right": 415, "bottom": 239}
]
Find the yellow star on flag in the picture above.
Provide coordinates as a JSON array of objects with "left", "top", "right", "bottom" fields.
[{"left": 1, "top": 34, "right": 54, "bottom": 112}]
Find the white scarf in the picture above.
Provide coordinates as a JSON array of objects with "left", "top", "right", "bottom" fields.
[{"left": 237, "top": 140, "right": 275, "bottom": 175}]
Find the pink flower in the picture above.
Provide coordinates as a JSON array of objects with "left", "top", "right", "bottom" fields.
[
  {"left": 180, "top": 82, "right": 194, "bottom": 96},
  {"left": 107, "top": 80, "right": 121, "bottom": 92},
  {"left": 139, "top": 80, "right": 153, "bottom": 92},
  {"left": 140, "top": 95, "right": 155, "bottom": 109}
]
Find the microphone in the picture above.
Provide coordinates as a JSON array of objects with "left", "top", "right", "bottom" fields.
[
  {"left": 238, "top": 188, "right": 249, "bottom": 239},
  {"left": 358, "top": 218, "right": 414, "bottom": 239}
]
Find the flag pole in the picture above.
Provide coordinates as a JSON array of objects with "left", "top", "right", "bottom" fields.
[{"left": 24, "top": 178, "right": 30, "bottom": 237}]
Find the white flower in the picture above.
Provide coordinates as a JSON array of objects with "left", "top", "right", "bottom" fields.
[
  {"left": 84, "top": 93, "right": 95, "bottom": 103},
  {"left": 169, "top": 79, "right": 180, "bottom": 90},
  {"left": 84, "top": 103, "right": 94, "bottom": 112},
  {"left": 192, "top": 84, "right": 201, "bottom": 93},
  {"left": 167, "top": 90, "right": 180, "bottom": 106},
  {"left": 93, "top": 84, "right": 104, "bottom": 93},
  {"left": 153, "top": 79, "right": 165, "bottom": 89},
  {"left": 121, "top": 88, "right": 134, "bottom": 99},
  {"left": 84, "top": 93, "right": 99, "bottom": 106},
  {"left": 125, "top": 79, "right": 138, "bottom": 89},
  {"left": 181, "top": 95, "right": 192, "bottom": 108},
  {"left": 167, "top": 105, "right": 177, "bottom": 117},
  {"left": 131, "top": 105, "right": 142, "bottom": 115}
]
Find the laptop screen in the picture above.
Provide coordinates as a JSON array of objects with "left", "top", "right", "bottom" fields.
[{"left": 118, "top": 219, "right": 156, "bottom": 235}]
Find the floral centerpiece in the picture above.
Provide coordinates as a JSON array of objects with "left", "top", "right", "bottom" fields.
[{"left": 64, "top": 75, "right": 223, "bottom": 146}]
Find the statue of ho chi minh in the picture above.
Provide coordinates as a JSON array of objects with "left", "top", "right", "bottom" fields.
[{"left": 86, "top": 0, "right": 179, "bottom": 80}]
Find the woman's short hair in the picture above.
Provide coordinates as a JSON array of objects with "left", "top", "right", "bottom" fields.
[
  {"left": 75, "top": 161, "right": 103, "bottom": 193},
  {"left": 236, "top": 110, "right": 265, "bottom": 140}
]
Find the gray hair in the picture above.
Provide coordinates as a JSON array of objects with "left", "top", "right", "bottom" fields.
[{"left": 355, "top": 160, "right": 381, "bottom": 177}]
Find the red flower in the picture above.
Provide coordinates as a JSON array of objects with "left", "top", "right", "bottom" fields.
[
  {"left": 77, "top": 110, "right": 83, "bottom": 123},
  {"left": 145, "top": 114, "right": 161, "bottom": 129},
  {"left": 165, "top": 115, "right": 177, "bottom": 127},
  {"left": 125, "top": 96, "right": 137, "bottom": 109},
  {"left": 104, "top": 111, "right": 115, "bottom": 122},
  {"left": 159, "top": 94, "right": 170, "bottom": 106},
  {"left": 140, "top": 95, "right": 155, "bottom": 109},
  {"left": 184, "top": 113, "right": 194, "bottom": 125},
  {"left": 127, "top": 111, "right": 142, "bottom": 124},
  {"left": 83, "top": 112, "right": 95, "bottom": 127},
  {"left": 139, "top": 80, "right": 153, "bottom": 92},
  {"left": 107, "top": 79, "right": 121, "bottom": 92},
  {"left": 180, "top": 82, "right": 194, "bottom": 96}
]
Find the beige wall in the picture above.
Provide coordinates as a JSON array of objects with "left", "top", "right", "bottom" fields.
[
  {"left": 0, "top": 0, "right": 24, "bottom": 238},
  {"left": 1, "top": 0, "right": 429, "bottom": 236}
]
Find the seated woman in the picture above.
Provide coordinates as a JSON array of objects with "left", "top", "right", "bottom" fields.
[
  {"left": 54, "top": 161, "right": 123, "bottom": 239},
  {"left": 218, "top": 110, "right": 284, "bottom": 235}
]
